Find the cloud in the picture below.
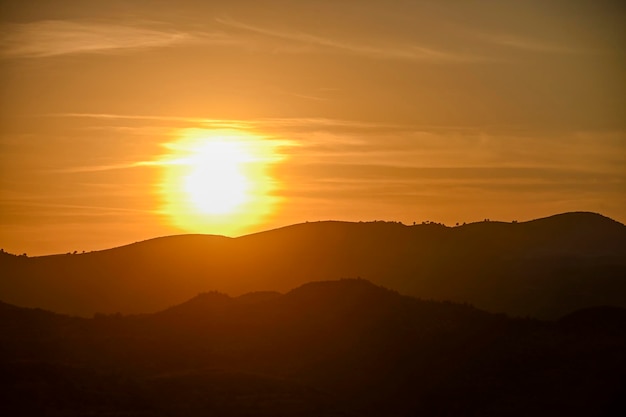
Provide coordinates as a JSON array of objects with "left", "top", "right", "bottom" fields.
[
  {"left": 0, "top": 20, "right": 232, "bottom": 58},
  {"left": 0, "top": 17, "right": 479, "bottom": 62},
  {"left": 0, "top": 200, "right": 157, "bottom": 215},
  {"left": 54, "top": 112, "right": 217, "bottom": 124},
  {"left": 42, "top": 113, "right": 626, "bottom": 179},
  {"left": 478, "top": 32, "right": 585, "bottom": 54},
  {"left": 215, "top": 17, "right": 479, "bottom": 62},
  {"left": 52, "top": 112, "right": 427, "bottom": 132},
  {"left": 49, "top": 161, "right": 157, "bottom": 174}
]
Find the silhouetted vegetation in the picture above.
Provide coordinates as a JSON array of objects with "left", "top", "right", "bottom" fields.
[
  {"left": 1, "top": 212, "right": 624, "bottom": 318},
  {"left": 0, "top": 279, "right": 624, "bottom": 416}
]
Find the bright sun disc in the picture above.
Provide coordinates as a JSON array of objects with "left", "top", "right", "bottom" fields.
[
  {"left": 183, "top": 140, "right": 250, "bottom": 214},
  {"left": 158, "top": 129, "right": 285, "bottom": 235}
]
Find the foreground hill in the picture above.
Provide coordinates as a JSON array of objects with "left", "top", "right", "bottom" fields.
[
  {"left": 1, "top": 279, "right": 624, "bottom": 416},
  {"left": 1, "top": 211, "right": 625, "bottom": 318}
]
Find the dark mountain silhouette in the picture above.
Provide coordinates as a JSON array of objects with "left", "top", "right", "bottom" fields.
[
  {"left": 1, "top": 211, "right": 625, "bottom": 318},
  {"left": 1, "top": 279, "right": 624, "bottom": 416}
]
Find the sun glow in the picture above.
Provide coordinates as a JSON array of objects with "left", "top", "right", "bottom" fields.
[
  {"left": 183, "top": 140, "right": 250, "bottom": 214},
  {"left": 158, "top": 129, "right": 286, "bottom": 235}
]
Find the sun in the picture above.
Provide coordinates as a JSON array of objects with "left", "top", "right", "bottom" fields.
[
  {"left": 183, "top": 140, "right": 250, "bottom": 215},
  {"left": 157, "top": 128, "right": 286, "bottom": 235}
]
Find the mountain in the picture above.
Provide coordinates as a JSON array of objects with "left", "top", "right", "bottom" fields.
[
  {"left": 1, "top": 211, "right": 625, "bottom": 318},
  {"left": 1, "top": 279, "right": 624, "bottom": 417}
]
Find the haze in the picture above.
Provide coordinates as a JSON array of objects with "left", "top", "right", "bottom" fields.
[{"left": 1, "top": 0, "right": 624, "bottom": 255}]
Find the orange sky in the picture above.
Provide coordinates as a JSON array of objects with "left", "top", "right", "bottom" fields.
[{"left": 1, "top": 0, "right": 625, "bottom": 255}]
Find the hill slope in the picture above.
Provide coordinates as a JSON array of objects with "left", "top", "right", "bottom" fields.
[
  {"left": 1, "top": 279, "right": 624, "bottom": 416},
  {"left": 1, "top": 212, "right": 625, "bottom": 318}
]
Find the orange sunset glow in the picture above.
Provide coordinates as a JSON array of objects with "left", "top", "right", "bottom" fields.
[
  {"left": 157, "top": 128, "right": 288, "bottom": 235},
  {"left": 0, "top": 0, "right": 624, "bottom": 256},
  {"left": 1, "top": 2, "right": 626, "bottom": 416}
]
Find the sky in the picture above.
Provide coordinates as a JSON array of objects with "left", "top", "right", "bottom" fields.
[{"left": 1, "top": 0, "right": 625, "bottom": 255}]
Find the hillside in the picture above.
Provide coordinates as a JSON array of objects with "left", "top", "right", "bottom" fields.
[
  {"left": 1, "top": 211, "right": 625, "bottom": 318},
  {"left": 1, "top": 279, "right": 624, "bottom": 416}
]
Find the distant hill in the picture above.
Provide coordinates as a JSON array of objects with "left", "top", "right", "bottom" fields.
[
  {"left": 1, "top": 279, "right": 624, "bottom": 416},
  {"left": 1, "top": 211, "right": 625, "bottom": 318}
]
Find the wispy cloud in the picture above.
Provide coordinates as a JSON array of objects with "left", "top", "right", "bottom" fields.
[
  {"left": 479, "top": 32, "right": 584, "bottom": 54},
  {"left": 49, "top": 112, "right": 415, "bottom": 133},
  {"left": 0, "top": 20, "right": 232, "bottom": 58},
  {"left": 216, "top": 17, "right": 479, "bottom": 62},
  {"left": 279, "top": 91, "right": 329, "bottom": 102},
  {"left": 43, "top": 112, "right": 626, "bottom": 177},
  {"left": 49, "top": 161, "right": 158, "bottom": 174},
  {"left": 1, "top": 200, "right": 158, "bottom": 215}
]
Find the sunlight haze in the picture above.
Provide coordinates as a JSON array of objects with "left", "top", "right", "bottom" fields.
[
  {"left": 157, "top": 128, "right": 288, "bottom": 235},
  {"left": 0, "top": 0, "right": 624, "bottom": 255}
]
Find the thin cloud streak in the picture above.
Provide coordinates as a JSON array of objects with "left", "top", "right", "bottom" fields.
[
  {"left": 0, "top": 200, "right": 159, "bottom": 215},
  {"left": 46, "top": 112, "right": 626, "bottom": 174},
  {"left": 53, "top": 113, "right": 250, "bottom": 130},
  {"left": 49, "top": 161, "right": 158, "bottom": 174},
  {"left": 477, "top": 32, "right": 587, "bottom": 54},
  {"left": 51, "top": 112, "right": 461, "bottom": 132},
  {"left": 33, "top": 112, "right": 623, "bottom": 199},
  {"left": 55, "top": 113, "right": 539, "bottom": 136},
  {"left": 216, "top": 17, "right": 480, "bottom": 62},
  {"left": 0, "top": 20, "right": 233, "bottom": 58}
]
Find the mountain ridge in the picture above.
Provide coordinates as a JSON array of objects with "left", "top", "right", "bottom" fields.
[
  {"left": 1, "top": 211, "right": 625, "bottom": 318},
  {"left": 5, "top": 211, "right": 620, "bottom": 259},
  {"left": 1, "top": 278, "right": 624, "bottom": 416}
]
